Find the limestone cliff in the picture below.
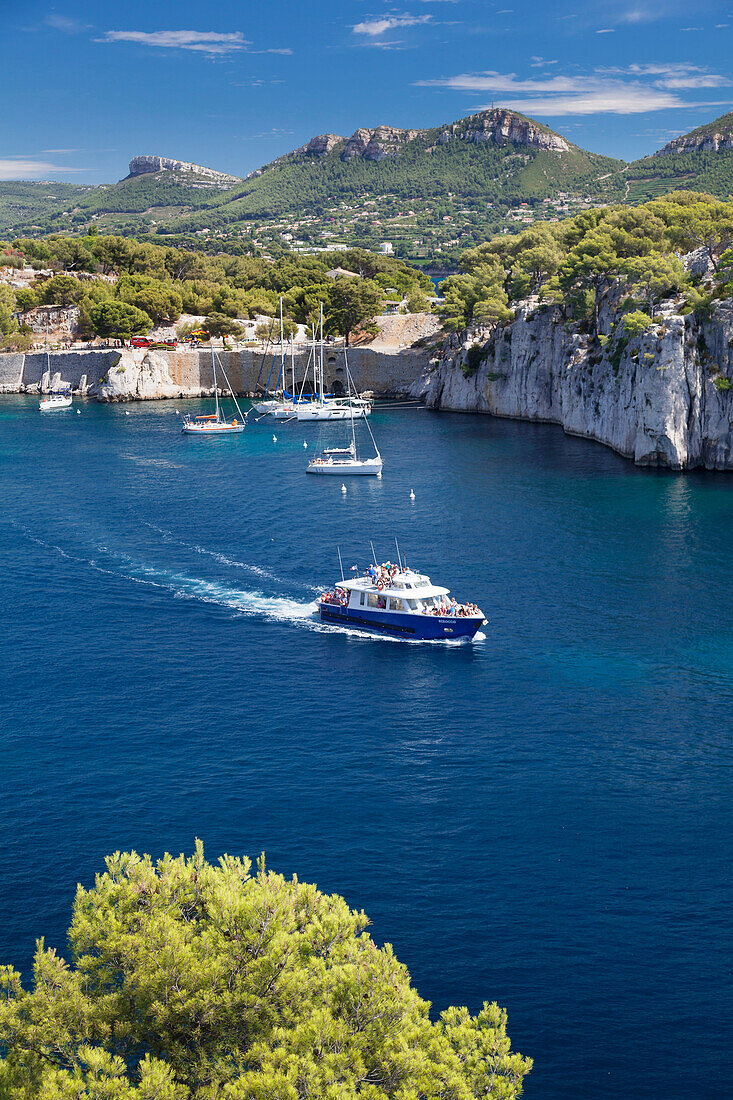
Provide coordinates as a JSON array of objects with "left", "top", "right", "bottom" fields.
[
  {"left": 89, "top": 350, "right": 182, "bottom": 402},
  {"left": 440, "top": 109, "right": 570, "bottom": 153},
  {"left": 126, "top": 156, "right": 240, "bottom": 184},
  {"left": 410, "top": 302, "right": 733, "bottom": 470},
  {"left": 293, "top": 108, "right": 572, "bottom": 166},
  {"left": 655, "top": 112, "right": 733, "bottom": 156}
]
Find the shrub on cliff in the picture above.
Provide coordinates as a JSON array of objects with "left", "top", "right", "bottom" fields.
[
  {"left": 622, "top": 310, "right": 653, "bottom": 338},
  {"left": 0, "top": 843, "right": 531, "bottom": 1099}
]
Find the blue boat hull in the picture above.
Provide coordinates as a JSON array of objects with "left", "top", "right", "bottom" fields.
[{"left": 319, "top": 603, "right": 484, "bottom": 640}]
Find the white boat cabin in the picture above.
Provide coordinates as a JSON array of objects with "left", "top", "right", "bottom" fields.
[{"left": 329, "top": 569, "right": 451, "bottom": 614}]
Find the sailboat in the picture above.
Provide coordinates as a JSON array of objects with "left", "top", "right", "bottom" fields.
[
  {"left": 306, "top": 351, "right": 382, "bottom": 476},
  {"left": 252, "top": 303, "right": 286, "bottom": 415},
  {"left": 181, "top": 339, "right": 246, "bottom": 434},
  {"left": 39, "top": 324, "right": 72, "bottom": 411},
  {"left": 297, "top": 304, "right": 371, "bottom": 421}
]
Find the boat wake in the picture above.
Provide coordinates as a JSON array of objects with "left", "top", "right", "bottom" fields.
[
  {"left": 10, "top": 521, "right": 478, "bottom": 645},
  {"left": 142, "top": 522, "right": 322, "bottom": 594}
]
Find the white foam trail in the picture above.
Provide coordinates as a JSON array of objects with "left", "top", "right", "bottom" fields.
[
  {"left": 142, "top": 521, "right": 322, "bottom": 593},
  {"left": 10, "top": 522, "right": 478, "bottom": 645}
]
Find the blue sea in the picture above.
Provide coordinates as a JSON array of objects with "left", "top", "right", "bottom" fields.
[{"left": 1, "top": 394, "right": 731, "bottom": 1098}]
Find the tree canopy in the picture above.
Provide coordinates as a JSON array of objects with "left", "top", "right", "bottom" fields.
[
  {"left": 0, "top": 843, "right": 531, "bottom": 1100},
  {"left": 441, "top": 191, "right": 733, "bottom": 335}
]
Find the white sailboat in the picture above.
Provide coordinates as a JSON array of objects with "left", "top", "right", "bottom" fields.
[
  {"left": 297, "top": 304, "right": 371, "bottom": 421},
  {"left": 181, "top": 340, "right": 246, "bottom": 434},
  {"left": 39, "top": 325, "right": 72, "bottom": 411},
  {"left": 306, "top": 351, "right": 382, "bottom": 476}
]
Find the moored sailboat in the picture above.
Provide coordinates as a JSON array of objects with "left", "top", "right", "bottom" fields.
[
  {"left": 39, "top": 325, "right": 72, "bottom": 411},
  {"left": 182, "top": 340, "right": 246, "bottom": 434},
  {"left": 297, "top": 304, "right": 371, "bottom": 421},
  {"left": 306, "top": 351, "right": 382, "bottom": 476}
]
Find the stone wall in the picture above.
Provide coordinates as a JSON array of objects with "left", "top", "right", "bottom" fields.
[{"left": 0, "top": 344, "right": 431, "bottom": 399}]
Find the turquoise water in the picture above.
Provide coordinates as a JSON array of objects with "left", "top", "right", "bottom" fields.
[{"left": 1, "top": 395, "right": 731, "bottom": 1097}]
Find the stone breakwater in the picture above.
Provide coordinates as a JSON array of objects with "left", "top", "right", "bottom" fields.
[
  {"left": 0, "top": 344, "right": 431, "bottom": 401},
  {"left": 410, "top": 300, "right": 733, "bottom": 470}
]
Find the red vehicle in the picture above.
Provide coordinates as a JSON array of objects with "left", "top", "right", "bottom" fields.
[{"left": 130, "top": 336, "right": 152, "bottom": 348}]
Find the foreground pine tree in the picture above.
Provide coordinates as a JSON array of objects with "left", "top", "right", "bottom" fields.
[{"left": 0, "top": 842, "right": 531, "bottom": 1099}]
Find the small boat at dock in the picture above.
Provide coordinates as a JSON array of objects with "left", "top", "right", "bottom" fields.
[{"left": 317, "top": 559, "right": 485, "bottom": 639}]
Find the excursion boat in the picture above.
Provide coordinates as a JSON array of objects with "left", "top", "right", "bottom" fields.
[
  {"left": 182, "top": 340, "right": 246, "bottom": 434},
  {"left": 317, "top": 562, "right": 485, "bottom": 640}
]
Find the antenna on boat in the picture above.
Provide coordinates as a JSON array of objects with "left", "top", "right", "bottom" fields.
[
  {"left": 394, "top": 537, "right": 403, "bottom": 572},
  {"left": 337, "top": 546, "right": 345, "bottom": 583},
  {"left": 370, "top": 541, "right": 379, "bottom": 567}
]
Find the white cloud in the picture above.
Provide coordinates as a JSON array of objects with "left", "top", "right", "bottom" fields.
[
  {"left": 353, "top": 14, "right": 431, "bottom": 36},
  {"left": 0, "top": 158, "right": 83, "bottom": 180},
  {"left": 605, "top": 63, "right": 730, "bottom": 90},
  {"left": 45, "top": 14, "right": 90, "bottom": 33},
  {"left": 415, "top": 68, "right": 731, "bottom": 115},
  {"left": 97, "top": 30, "right": 250, "bottom": 55}
]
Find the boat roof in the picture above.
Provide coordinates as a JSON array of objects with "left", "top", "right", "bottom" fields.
[{"left": 338, "top": 568, "right": 448, "bottom": 598}]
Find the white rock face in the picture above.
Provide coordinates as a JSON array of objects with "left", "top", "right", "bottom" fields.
[
  {"left": 127, "top": 156, "right": 240, "bottom": 184},
  {"left": 411, "top": 303, "right": 733, "bottom": 470},
  {"left": 90, "top": 350, "right": 182, "bottom": 402}
]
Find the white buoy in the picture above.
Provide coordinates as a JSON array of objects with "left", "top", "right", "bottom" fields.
[
  {"left": 410, "top": 489, "right": 415, "bottom": 500},
  {"left": 125, "top": 410, "right": 130, "bottom": 416},
  {"left": 272, "top": 434, "right": 277, "bottom": 442},
  {"left": 303, "top": 440, "right": 308, "bottom": 448},
  {"left": 76, "top": 409, "right": 81, "bottom": 415},
  {"left": 341, "top": 483, "right": 347, "bottom": 493}
]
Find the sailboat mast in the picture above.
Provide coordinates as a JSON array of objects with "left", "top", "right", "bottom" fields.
[
  {"left": 211, "top": 340, "right": 220, "bottom": 421},
  {"left": 316, "top": 303, "right": 323, "bottom": 402},
  {"left": 290, "top": 335, "right": 295, "bottom": 397},
  {"left": 45, "top": 321, "right": 50, "bottom": 393},
  {"left": 279, "top": 296, "right": 285, "bottom": 395}
]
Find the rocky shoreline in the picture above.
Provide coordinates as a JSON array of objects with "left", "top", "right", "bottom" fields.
[{"left": 410, "top": 297, "right": 733, "bottom": 471}]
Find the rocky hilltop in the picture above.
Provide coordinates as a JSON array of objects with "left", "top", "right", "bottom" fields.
[
  {"left": 126, "top": 156, "right": 241, "bottom": 184},
  {"left": 295, "top": 108, "right": 573, "bottom": 163},
  {"left": 655, "top": 111, "right": 733, "bottom": 156}
]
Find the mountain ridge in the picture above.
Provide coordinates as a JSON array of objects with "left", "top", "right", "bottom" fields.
[{"left": 2, "top": 109, "right": 733, "bottom": 259}]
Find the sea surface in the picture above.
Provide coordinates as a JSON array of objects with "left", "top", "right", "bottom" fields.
[{"left": 1, "top": 394, "right": 731, "bottom": 1098}]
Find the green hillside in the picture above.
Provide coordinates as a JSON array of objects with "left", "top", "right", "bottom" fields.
[
  {"left": 0, "top": 181, "right": 93, "bottom": 234},
  {"left": 5, "top": 109, "right": 733, "bottom": 262},
  {"left": 625, "top": 150, "right": 733, "bottom": 202},
  {"left": 0, "top": 111, "right": 624, "bottom": 258}
]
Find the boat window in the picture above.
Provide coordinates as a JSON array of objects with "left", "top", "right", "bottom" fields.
[
  {"left": 406, "top": 598, "right": 419, "bottom": 610},
  {"left": 414, "top": 580, "right": 429, "bottom": 588},
  {"left": 360, "top": 592, "right": 366, "bottom": 606},
  {"left": 368, "top": 593, "right": 387, "bottom": 610},
  {"left": 422, "top": 596, "right": 435, "bottom": 608},
  {"left": 367, "top": 593, "right": 380, "bottom": 608},
  {"left": 390, "top": 597, "right": 405, "bottom": 611}
]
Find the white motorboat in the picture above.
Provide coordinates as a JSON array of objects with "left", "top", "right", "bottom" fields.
[{"left": 182, "top": 341, "right": 246, "bottom": 435}]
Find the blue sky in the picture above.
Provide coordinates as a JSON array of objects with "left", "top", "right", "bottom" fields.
[{"left": 2, "top": 0, "right": 731, "bottom": 182}]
